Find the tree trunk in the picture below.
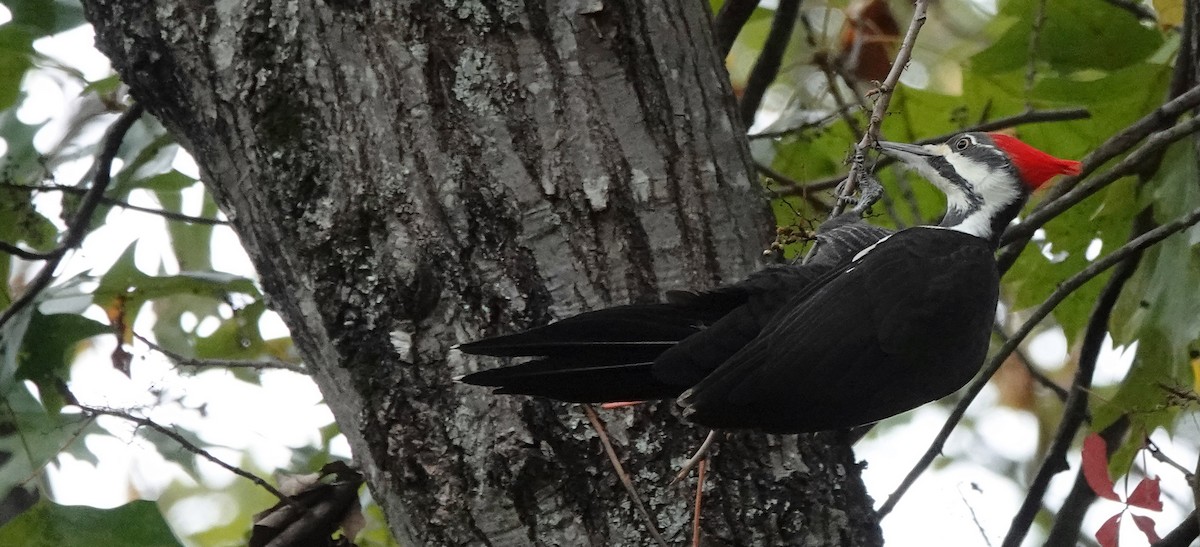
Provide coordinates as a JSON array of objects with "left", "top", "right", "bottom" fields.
[{"left": 81, "top": 1, "right": 881, "bottom": 545}]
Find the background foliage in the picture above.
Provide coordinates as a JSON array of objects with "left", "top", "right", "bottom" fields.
[{"left": 0, "top": 0, "right": 1196, "bottom": 545}]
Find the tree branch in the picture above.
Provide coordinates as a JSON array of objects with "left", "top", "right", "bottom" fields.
[
  {"left": 0, "top": 182, "right": 229, "bottom": 227},
  {"left": 77, "top": 403, "right": 303, "bottom": 511},
  {"left": 739, "top": 0, "right": 800, "bottom": 126},
  {"left": 713, "top": 0, "right": 763, "bottom": 58},
  {"left": 879, "top": 203, "right": 1200, "bottom": 517},
  {"left": 1044, "top": 417, "right": 1130, "bottom": 545},
  {"left": 0, "top": 104, "right": 145, "bottom": 331},
  {"left": 1000, "top": 110, "right": 1200, "bottom": 250},
  {"left": 992, "top": 323, "right": 1069, "bottom": 403},
  {"left": 134, "top": 332, "right": 306, "bottom": 374},
  {"left": 581, "top": 405, "right": 668, "bottom": 547},
  {"left": 1000, "top": 214, "right": 1147, "bottom": 547},
  {"left": 830, "top": 0, "right": 929, "bottom": 215}
]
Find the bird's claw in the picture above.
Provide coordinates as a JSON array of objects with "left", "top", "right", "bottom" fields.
[{"left": 851, "top": 174, "right": 884, "bottom": 215}]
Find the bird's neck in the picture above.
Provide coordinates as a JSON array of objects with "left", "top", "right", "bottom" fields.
[{"left": 939, "top": 186, "right": 1028, "bottom": 248}]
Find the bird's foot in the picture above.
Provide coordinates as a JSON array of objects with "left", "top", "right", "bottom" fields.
[{"left": 850, "top": 173, "right": 884, "bottom": 215}]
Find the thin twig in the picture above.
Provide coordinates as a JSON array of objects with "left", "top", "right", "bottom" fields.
[
  {"left": 580, "top": 405, "right": 668, "bottom": 547},
  {"left": 1023, "top": 0, "right": 1047, "bottom": 108},
  {"left": 133, "top": 332, "right": 307, "bottom": 374},
  {"left": 77, "top": 403, "right": 303, "bottom": 512},
  {"left": 958, "top": 484, "right": 994, "bottom": 547},
  {"left": 670, "top": 430, "right": 719, "bottom": 486},
  {"left": 879, "top": 204, "right": 1200, "bottom": 517},
  {"left": 1146, "top": 440, "right": 1196, "bottom": 480},
  {"left": 0, "top": 182, "right": 229, "bottom": 227},
  {"left": 992, "top": 323, "right": 1070, "bottom": 403},
  {"left": 1000, "top": 215, "right": 1146, "bottom": 547},
  {"left": 828, "top": 0, "right": 929, "bottom": 216},
  {"left": 0, "top": 104, "right": 145, "bottom": 331},
  {"left": 817, "top": 63, "right": 866, "bottom": 138}
]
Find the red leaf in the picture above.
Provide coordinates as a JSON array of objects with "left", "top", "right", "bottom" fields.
[
  {"left": 1130, "top": 514, "right": 1160, "bottom": 543},
  {"left": 1127, "top": 477, "right": 1163, "bottom": 511},
  {"left": 1095, "top": 513, "right": 1121, "bottom": 547},
  {"left": 1082, "top": 433, "right": 1121, "bottom": 501}
]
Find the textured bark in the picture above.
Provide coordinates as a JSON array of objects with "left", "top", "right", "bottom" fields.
[{"left": 82, "top": 0, "right": 881, "bottom": 545}]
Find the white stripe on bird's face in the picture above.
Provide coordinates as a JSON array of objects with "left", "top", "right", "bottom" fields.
[{"left": 888, "top": 140, "right": 1023, "bottom": 241}]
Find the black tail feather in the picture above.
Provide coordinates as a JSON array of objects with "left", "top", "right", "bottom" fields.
[
  {"left": 461, "top": 358, "right": 684, "bottom": 402},
  {"left": 456, "top": 303, "right": 706, "bottom": 357},
  {"left": 456, "top": 303, "right": 710, "bottom": 402}
]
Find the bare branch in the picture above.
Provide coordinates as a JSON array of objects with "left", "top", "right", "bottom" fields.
[
  {"left": 830, "top": 0, "right": 929, "bottom": 215},
  {"left": 992, "top": 323, "right": 1069, "bottom": 403},
  {"left": 879, "top": 203, "right": 1200, "bottom": 517},
  {"left": 1, "top": 182, "right": 229, "bottom": 226},
  {"left": 739, "top": 0, "right": 800, "bottom": 126},
  {"left": 713, "top": 0, "right": 763, "bottom": 58},
  {"left": 77, "top": 403, "right": 303, "bottom": 512},
  {"left": 0, "top": 104, "right": 145, "bottom": 331},
  {"left": 581, "top": 405, "right": 668, "bottom": 547},
  {"left": 1024, "top": 0, "right": 1048, "bottom": 108},
  {"left": 134, "top": 332, "right": 307, "bottom": 374},
  {"left": 1045, "top": 417, "right": 1130, "bottom": 544}
]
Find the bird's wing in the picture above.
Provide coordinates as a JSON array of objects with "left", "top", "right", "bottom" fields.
[
  {"left": 679, "top": 229, "right": 998, "bottom": 433},
  {"left": 652, "top": 216, "right": 894, "bottom": 385}
]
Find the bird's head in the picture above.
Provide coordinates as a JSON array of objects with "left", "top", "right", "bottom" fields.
[{"left": 878, "top": 132, "right": 1081, "bottom": 245}]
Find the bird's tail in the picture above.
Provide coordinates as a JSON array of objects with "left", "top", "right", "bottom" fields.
[{"left": 456, "top": 304, "right": 704, "bottom": 402}]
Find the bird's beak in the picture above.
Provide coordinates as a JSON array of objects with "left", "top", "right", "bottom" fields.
[{"left": 877, "top": 140, "right": 936, "bottom": 160}]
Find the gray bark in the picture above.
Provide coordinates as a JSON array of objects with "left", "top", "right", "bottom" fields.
[{"left": 82, "top": 0, "right": 881, "bottom": 545}]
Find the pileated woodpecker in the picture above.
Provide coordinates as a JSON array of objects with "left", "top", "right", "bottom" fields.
[{"left": 457, "top": 132, "right": 1080, "bottom": 433}]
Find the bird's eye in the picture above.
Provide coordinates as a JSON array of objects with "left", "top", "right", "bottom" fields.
[{"left": 954, "top": 137, "right": 973, "bottom": 151}]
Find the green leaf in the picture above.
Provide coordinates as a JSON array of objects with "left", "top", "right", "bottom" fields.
[
  {"left": 0, "top": 498, "right": 181, "bottom": 547},
  {"left": 17, "top": 312, "right": 110, "bottom": 413},
  {"left": 0, "top": 108, "right": 50, "bottom": 189},
  {"left": 81, "top": 74, "right": 122, "bottom": 97},
  {"left": 971, "top": 0, "right": 1162, "bottom": 74},
  {"left": 0, "top": 185, "right": 60, "bottom": 253},
  {"left": 1006, "top": 176, "right": 1138, "bottom": 345},
  {"left": 0, "top": 25, "right": 34, "bottom": 110},
  {"left": 1098, "top": 141, "right": 1200, "bottom": 435},
  {"left": 0, "top": 386, "right": 100, "bottom": 494},
  {"left": 94, "top": 241, "right": 259, "bottom": 319}
]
